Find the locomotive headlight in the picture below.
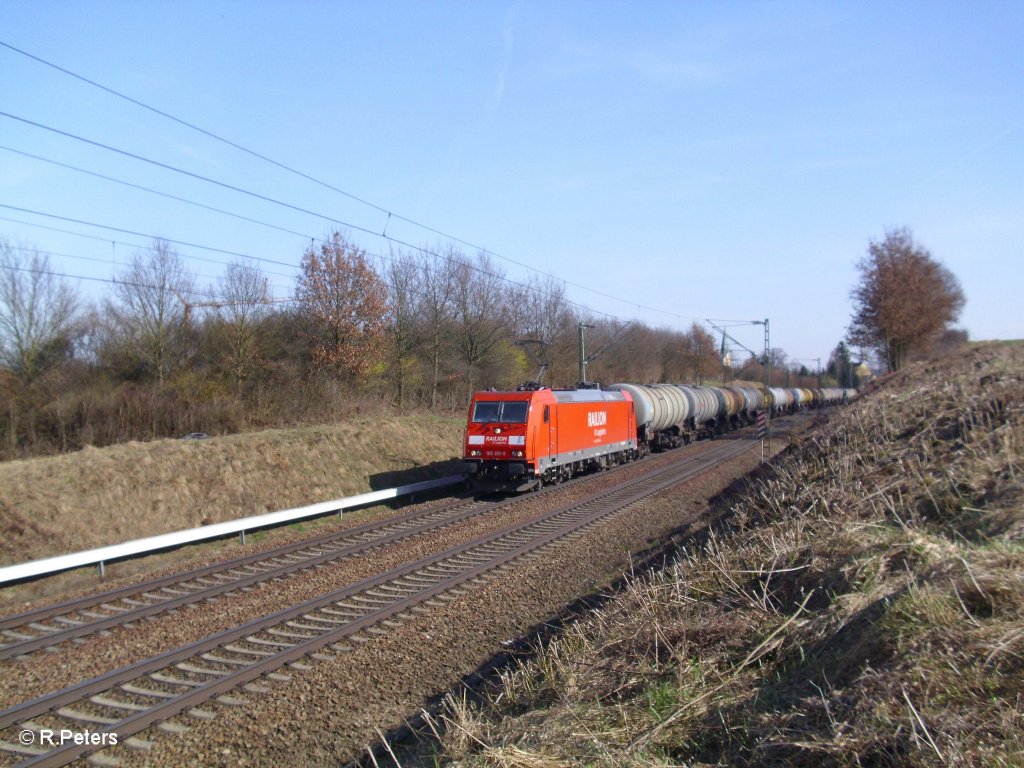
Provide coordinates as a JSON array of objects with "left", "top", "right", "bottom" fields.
[
  {"left": 470, "top": 450, "right": 481, "bottom": 457},
  {"left": 494, "top": 428, "right": 502, "bottom": 434},
  {"left": 512, "top": 450, "right": 524, "bottom": 457}
]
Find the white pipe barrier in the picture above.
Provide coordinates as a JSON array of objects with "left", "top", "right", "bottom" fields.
[{"left": 0, "top": 474, "right": 465, "bottom": 586}]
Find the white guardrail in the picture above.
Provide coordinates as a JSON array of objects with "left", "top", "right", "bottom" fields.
[{"left": 0, "top": 474, "right": 465, "bottom": 586}]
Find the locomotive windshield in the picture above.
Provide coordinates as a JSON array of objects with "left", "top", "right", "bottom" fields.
[{"left": 471, "top": 400, "right": 529, "bottom": 424}]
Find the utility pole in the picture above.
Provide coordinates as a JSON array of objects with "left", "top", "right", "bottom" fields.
[
  {"left": 175, "top": 293, "right": 277, "bottom": 367},
  {"left": 708, "top": 318, "right": 770, "bottom": 457},
  {"left": 577, "top": 322, "right": 633, "bottom": 388},
  {"left": 175, "top": 292, "right": 228, "bottom": 366},
  {"left": 578, "top": 322, "right": 594, "bottom": 384}
]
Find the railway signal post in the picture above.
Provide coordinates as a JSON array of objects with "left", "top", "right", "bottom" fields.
[{"left": 756, "top": 408, "right": 768, "bottom": 461}]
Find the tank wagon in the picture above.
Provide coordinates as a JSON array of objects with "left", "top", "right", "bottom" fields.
[
  {"left": 606, "top": 383, "right": 727, "bottom": 446},
  {"left": 463, "top": 382, "right": 856, "bottom": 492},
  {"left": 766, "top": 386, "right": 855, "bottom": 414}
]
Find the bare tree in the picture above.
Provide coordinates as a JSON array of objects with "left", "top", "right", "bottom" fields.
[
  {"left": 107, "top": 239, "right": 196, "bottom": 383},
  {"left": 383, "top": 246, "right": 421, "bottom": 408},
  {"left": 758, "top": 348, "right": 790, "bottom": 385},
  {"left": 680, "top": 323, "right": 719, "bottom": 384},
  {"left": 0, "top": 238, "right": 80, "bottom": 453},
  {"left": 451, "top": 251, "right": 510, "bottom": 396},
  {"left": 511, "top": 274, "right": 578, "bottom": 386},
  {"left": 214, "top": 261, "right": 271, "bottom": 391},
  {"left": 596, "top": 322, "right": 663, "bottom": 383},
  {"left": 0, "top": 238, "right": 79, "bottom": 383},
  {"left": 848, "top": 228, "right": 965, "bottom": 372},
  {"left": 417, "top": 245, "right": 459, "bottom": 408},
  {"left": 296, "top": 231, "right": 388, "bottom": 379}
]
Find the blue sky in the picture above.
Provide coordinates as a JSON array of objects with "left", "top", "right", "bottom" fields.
[{"left": 1, "top": 0, "right": 1021, "bottom": 369}]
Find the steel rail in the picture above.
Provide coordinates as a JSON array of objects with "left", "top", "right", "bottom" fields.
[
  {"left": 0, "top": 495, "right": 507, "bottom": 659},
  {"left": 0, "top": 494, "right": 472, "bottom": 631}
]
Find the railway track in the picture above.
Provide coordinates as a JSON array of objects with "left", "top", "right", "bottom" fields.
[
  {"left": 0, "top": 440, "right": 751, "bottom": 767},
  {"left": 0, "top": 424, "right": 770, "bottom": 660},
  {"left": 0, "top": 494, "right": 515, "bottom": 660}
]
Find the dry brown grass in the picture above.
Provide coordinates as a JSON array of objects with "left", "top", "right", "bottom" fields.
[
  {"left": 0, "top": 413, "right": 465, "bottom": 569},
  {"left": 428, "top": 342, "right": 1024, "bottom": 767}
]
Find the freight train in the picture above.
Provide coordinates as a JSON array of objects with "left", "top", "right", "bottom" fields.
[{"left": 462, "top": 382, "right": 855, "bottom": 492}]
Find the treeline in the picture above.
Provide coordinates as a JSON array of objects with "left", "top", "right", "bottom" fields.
[{"left": 0, "top": 232, "right": 825, "bottom": 460}]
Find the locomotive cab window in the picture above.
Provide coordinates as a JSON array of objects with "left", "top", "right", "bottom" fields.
[{"left": 472, "top": 400, "right": 529, "bottom": 424}]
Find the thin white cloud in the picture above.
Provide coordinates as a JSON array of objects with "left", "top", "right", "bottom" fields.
[
  {"left": 629, "top": 49, "right": 720, "bottom": 87},
  {"left": 486, "top": 0, "right": 523, "bottom": 116},
  {"left": 557, "top": 39, "right": 721, "bottom": 88}
]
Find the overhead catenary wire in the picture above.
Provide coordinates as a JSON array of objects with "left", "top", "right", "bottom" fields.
[
  {"left": 3, "top": 241, "right": 295, "bottom": 296},
  {"left": 0, "top": 39, "right": 716, "bottom": 327},
  {"left": 0, "top": 145, "right": 316, "bottom": 245},
  {"left": 1, "top": 132, "right": 606, "bottom": 315},
  {"left": 0, "top": 150, "right": 587, "bottom": 314},
  {"left": 0, "top": 262, "right": 297, "bottom": 305},
  {"left": 0, "top": 111, "right": 373, "bottom": 239},
  {"left": 0, "top": 202, "right": 630, "bottom": 323},
  {"left": 0, "top": 41, "right": 394, "bottom": 218},
  {"left": 3, "top": 225, "right": 601, "bottom": 327},
  {"left": 3, "top": 109, "right": 608, "bottom": 306},
  {"left": 1, "top": 203, "right": 294, "bottom": 270},
  {"left": 1, "top": 112, "right": 680, "bottom": 324},
  {"left": 2, "top": 230, "right": 622, "bottom": 331},
  {"left": 2, "top": 254, "right": 620, "bottom": 328},
  {"left": 0, "top": 214, "right": 291, "bottom": 297},
  {"left": 0, "top": 40, "right": 571, "bottom": 282}
]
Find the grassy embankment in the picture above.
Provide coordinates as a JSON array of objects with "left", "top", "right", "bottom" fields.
[
  {"left": 430, "top": 343, "right": 1023, "bottom": 767},
  {"left": 0, "top": 413, "right": 465, "bottom": 571}
]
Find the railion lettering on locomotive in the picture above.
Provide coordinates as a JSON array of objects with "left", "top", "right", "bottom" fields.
[{"left": 587, "top": 411, "right": 608, "bottom": 428}]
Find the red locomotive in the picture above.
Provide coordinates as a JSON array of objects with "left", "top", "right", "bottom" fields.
[{"left": 462, "top": 386, "right": 638, "bottom": 492}]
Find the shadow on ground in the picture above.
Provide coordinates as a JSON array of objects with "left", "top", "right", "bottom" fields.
[{"left": 368, "top": 457, "right": 466, "bottom": 492}]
